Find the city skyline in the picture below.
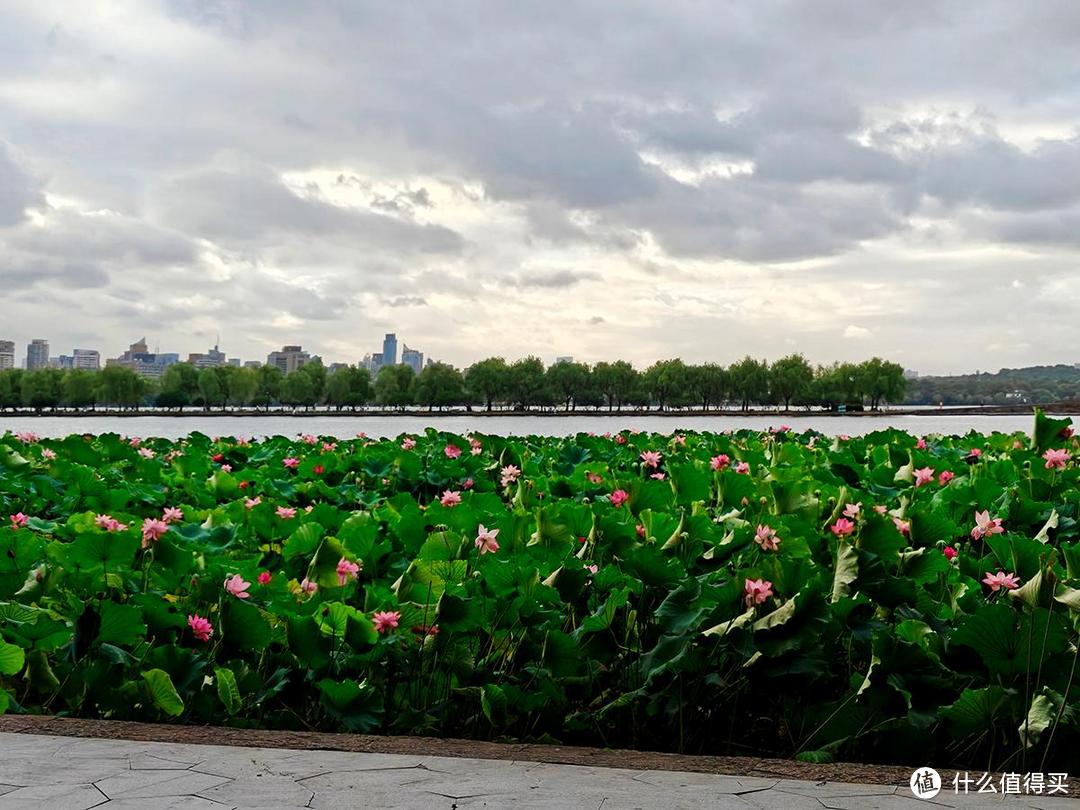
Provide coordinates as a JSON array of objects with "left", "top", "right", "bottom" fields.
[{"left": 3, "top": 5, "right": 1080, "bottom": 375}]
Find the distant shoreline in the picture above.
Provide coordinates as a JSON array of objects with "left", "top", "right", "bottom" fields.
[{"left": 2, "top": 404, "right": 1077, "bottom": 419}]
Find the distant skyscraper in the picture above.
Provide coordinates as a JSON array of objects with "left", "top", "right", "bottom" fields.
[
  {"left": 188, "top": 343, "right": 228, "bottom": 368},
  {"left": 267, "top": 345, "right": 310, "bottom": 374},
  {"left": 0, "top": 340, "right": 14, "bottom": 370},
  {"left": 72, "top": 349, "right": 101, "bottom": 370},
  {"left": 26, "top": 339, "right": 50, "bottom": 370},
  {"left": 382, "top": 333, "right": 398, "bottom": 366},
  {"left": 107, "top": 337, "right": 178, "bottom": 379},
  {"left": 401, "top": 344, "right": 424, "bottom": 375}
]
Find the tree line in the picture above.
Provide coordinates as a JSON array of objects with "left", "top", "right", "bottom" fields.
[{"left": 0, "top": 355, "right": 906, "bottom": 413}]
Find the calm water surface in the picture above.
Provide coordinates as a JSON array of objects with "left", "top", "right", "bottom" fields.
[{"left": 1, "top": 413, "right": 1073, "bottom": 439}]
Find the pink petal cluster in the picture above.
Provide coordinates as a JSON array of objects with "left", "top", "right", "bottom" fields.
[
  {"left": 913, "top": 467, "right": 935, "bottom": 487},
  {"left": 401, "top": 437, "right": 416, "bottom": 450},
  {"left": 916, "top": 437, "right": 927, "bottom": 449},
  {"left": 636, "top": 523, "right": 646, "bottom": 538},
  {"left": 938, "top": 470, "right": 955, "bottom": 485},
  {"left": 336, "top": 557, "right": 362, "bottom": 585},
  {"left": 141, "top": 518, "right": 169, "bottom": 548},
  {"left": 710, "top": 454, "right": 730, "bottom": 471},
  {"left": 674, "top": 434, "right": 686, "bottom": 446},
  {"left": 440, "top": 490, "right": 462, "bottom": 508},
  {"left": 470, "top": 438, "right": 483, "bottom": 455},
  {"left": 585, "top": 563, "right": 599, "bottom": 575},
  {"left": 893, "top": 517, "right": 911, "bottom": 536},
  {"left": 224, "top": 574, "right": 251, "bottom": 599},
  {"left": 943, "top": 546, "right": 958, "bottom": 561},
  {"left": 640, "top": 450, "right": 662, "bottom": 469},
  {"left": 1043, "top": 448, "right": 1069, "bottom": 470},
  {"left": 831, "top": 518, "right": 856, "bottom": 537},
  {"left": 300, "top": 577, "right": 318, "bottom": 594},
  {"left": 754, "top": 524, "right": 781, "bottom": 552},
  {"left": 276, "top": 506, "right": 297, "bottom": 519},
  {"left": 301, "top": 434, "right": 318, "bottom": 445},
  {"left": 733, "top": 461, "right": 751, "bottom": 475},
  {"left": 843, "top": 502, "right": 861, "bottom": 519},
  {"left": 372, "top": 610, "right": 401, "bottom": 633},
  {"left": 475, "top": 524, "right": 500, "bottom": 555},
  {"left": 614, "top": 434, "right": 628, "bottom": 445},
  {"left": 744, "top": 578, "right": 774, "bottom": 608},
  {"left": 982, "top": 570, "right": 1020, "bottom": 592},
  {"left": 873, "top": 504, "right": 888, "bottom": 514},
  {"left": 444, "top": 443, "right": 462, "bottom": 459},
  {"left": 244, "top": 496, "right": 262, "bottom": 510},
  {"left": 15, "top": 431, "right": 39, "bottom": 443},
  {"left": 10, "top": 513, "right": 29, "bottom": 529},
  {"left": 41, "top": 448, "right": 56, "bottom": 461},
  {"left": 138, "top": 447, "right": 156, "bottom": 460},
  {"left": 95, "top": 514, "right": 127, "bottom": 532},
  {"left": 322, "top": 442, "right": 337, "bottom": 452},
  {"left": 970, "top": 510, "right": 1004, "bottom": 540},
  {"left": 283, "top": 457, "right": 300, "bottom": 469},
  {"left": 586, "top": 471, "right": 603, "bottom": 484},
  {"left": 161, "top": 507, "right": 184, "bottom": 524},
  {"left": 610, "top": 489, "right": 630, "bottom": 507},
  {"left": 257, "top": 571, "right": 272, "bottom": 585},
  {"left": 650, "top": 472, "right": 666, "bottom": 480},
  {"left": 187, "top": 614, "right": 213, "bottom": 642},
  {"left": 500, "top": 465, "right": 521, "bottom": 487}
]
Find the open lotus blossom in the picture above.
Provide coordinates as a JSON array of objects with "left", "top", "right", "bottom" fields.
[
  {"left": 943, "top": 546, "right": 958, "bottom": 561},
  {"left": 916, "top": 437, "right": 927, "bottom": 449},
  {"left": 10, "top": 513, "right": 29, "bottom": 529},
  {"left": 873, "top": 504, "right": 888, "bottom": 514},
  {"left": 440, "top": 490, "right": 462, "bottom": 508},
  {"left": 301, "top": 434, "right": 318, "bottom": 445},
  {"left": 299, "top": 577, "right": 318, "bottom": 595},
  {"left": 674, "top": 434, "right": 686, "bottom": 446},
  {"left": 843, "top": 502, "right": 861, "bottom": 519},
  {"left": 161, "top": 507, "right": 183, "bottom": 524},
  {"left": 971, "top": 510, "right": 1004, "bottom": 539},
  {"left": 187, "top": 614, "right": 213, "bottom": 642},
  {"left": 257, "top": 571, "right": 272, "bottom": 585},
  {"left": 475, "top": 524, "right": 500, "bottom": 554},
  {"left": 322, "top": 442, "right": 337, "bottom": 452},
  {"left": 734, "top": 461, "right": 751, "bottom": 474},
  {"left": 968, "top": 447, "right": 983, "bottom": 458},
  {"left": 444, "top": 443, "right": 462, "bottom": 459},
  {"left": 220, "top": 464, "right": 232, "bottom": 472},
  {"left": 138, "top": 447, "right": 156, "bottom": 459},
  {"left": 893, "top": 517, "right": 911, "bottom": 536},
  {"left": 462, "top": 478, "right": 474, "bottom": 490},
  {"left": 831, "top": 518, "right": 856, "bottom": 537},
  {"left": 469, "top": 438, "right": 483, "bottom": 455},
  {"left": 744, "top": 578, "right": 774, "bottom": 608},
  {"left": 913, "top": 467, "right": 935, "bottom": 487},
  {"left": 586, "top": 563, "right": 599, "bottom": 575},
  {"left": 1043, "top": 448, "right": 1069, "bottom": 470},
  {"left": 586, "top": 471, "right": 603, "bottom": 484},
  {"left": 283, "top": 457, "right": 300, "bottom": 469},
  {"left": 401, "top": 437, "right": 416, "bottom": 450},
  {"left": 15, "top": 431, "right": 39, "bottom": 443},
  {"left": 615, "top": 434, "right": 628, "bottom": 445},
  {"left": 982, "top": 570, "right": 1021, "bottom": 592},
  {"left": 244, "top": 496, "right": 261, "bottom": 510},
  {"left": 710, "top": 454, "right": 730, "bottom": 471},
  {"left": 649, "top": 472, "right": 665, "bottom": 480},
  {"left": 95, "top": 514, "right": 127, "bottom": 532},
  {"left": 127, "top": 437, "right": 141, "bottom": 447},
  {"left": 610, "top": 489, "right": 630, "bottom": 507},
  {"left": 336, "top": 557, "right": 362, "bottom": 585},
  {"left": 938, "top": 471, "right": 955, "bottom": 485},
  {"left": 276, "top": 506, "right": 297, "bottom": 519},
  {"left": 224, "top": 574, "right": 251, "bottom": 599},
  {"left": 41, "top": 448, "right": 56, "bottom": 461},
  {"left": 500, "top": 465, "right": 521, "bottom": 487},
  {"left": 754, "top": 524, "right": 781, "bottom": 552},
  {"left": 372, "top": 610, "right": 401, "bottom": 633},
  {"left": 640, "top": 450, "right": 662, "bottom": 468},
  {"left": 141, "top": 518, "right": 169, "bottom": 548}
]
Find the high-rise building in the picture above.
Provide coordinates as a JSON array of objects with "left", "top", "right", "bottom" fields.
[
  {"left": 401, "top": 345, "right": 424, "bottom": 375},
  {"left": 188, "top": 344, "right": 228, "bottom": 368},
  {"left": 53, "top": 356, "right": 74, "bottom": 369},
  {"left": 72, "top": 349, "right": 101, "bottom": 370},
  {"left": 267, "top": 345, "right": 310, "bottom": 374},
  {"left": 243, "top": 360, "right": 261, "bottom": 369},
  {"left": 382, "top": 333, "right": 398, "bottom": 366},
  {"left": 0, "top": 340, "right": 15, "bottom": 370},
  {"left": 107, "top": 338, "right": 178, "bottom": 379},
  {"left": 26, "top": 339, "right": 50, "bottom": 370}
]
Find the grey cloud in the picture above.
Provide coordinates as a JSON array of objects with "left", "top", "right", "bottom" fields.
[
  {"left": 384, "top": 296, "right": 427, "bottom": 307},
  {"left": 502, "top": 269, "right": 602, "bottom": 289},
  {"left": 0, "top": 143, "right": 43, "bottom": 227}
]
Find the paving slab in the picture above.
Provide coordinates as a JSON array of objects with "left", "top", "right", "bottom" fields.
[{"left": 0, "top": 732, "right": 1078, "bottom": 809}]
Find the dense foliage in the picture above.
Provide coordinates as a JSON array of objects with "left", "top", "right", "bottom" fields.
[
  {"left": 0, "top": 355, "right": 907, "bottom": 412},
  {"left": 906, "top": 365, "right": 1080, "bottom": 407},
  {"left": 1, "top": 414, "right": 1077, "bottom": 771}
]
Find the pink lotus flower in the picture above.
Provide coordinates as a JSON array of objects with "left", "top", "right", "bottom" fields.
[
  {"left": 615, "top": 434, "right": 627, "bottom": 445},
  {"left": 300, "top": 577, "right": 318, "bottom": 594},
  {"left": 301, "top": 434, "right": 318, "bottom": 445},
  {"left": 913, "top": 467, "right": 934, "bottom": 487},
  {"left": 312, "top": 464, "right": 324, "bottom": 475},
  {"left": 336, "top": 557, "right": 361, "bottom": 586},
  {"left": 873, "top": 504, "right": 888, "bottom": 514},
  {"left": 650, "top": 472, "right": 666, "bottom": 480},
  {"left": 893, "top": 516, "right": 911, "bottom": 536},
  {"left": 220, "top": 464, "right": 232, "bottom": 473},
  {"left": 128, "top": 436, "right": 141, "bottom": 447},
  {"left": 982, "top": 570, "right": 1020, "bottom": 592},
  {"left": 257, "top": 571, "right": 272, "bottom": 585},
  {"left": 1061, "top": 425, "right": 1074, "bottom": 439},
  {"left": 674, "top": 434, "right": 686, "bottom": 446},
  {"left": 141, "top": 518, "right": 169, "bottom": 548},
  {"left": 734, "top": 461, "right": 750, "bottom": 475},
  {"left": 10, "top": 513, "right": 29, "bottom": 530},
  {"left": 212, "top": 453, "right": 224, "bottom": 462},
  {"left": 938, "top": 470, "right": 955, "bottom": 485},
  {"left": 41, "top": 448, "right": 56, "bottom": 461},
  {"left": 475, "top": 524, "right": 500, "bottom": 554},
  {"left": 831, "top": 518, "right": 855, "bottom": 537},
  {"left": 462, "top": 477, "right": 474, "bottom": 490},
  {"left": 916, "top": 437, "right": 927, "bottom": 449},
  {"left": 500, "top": 465, "right": 521, "bottom": 487},
  {"left": 1043, "top": 448, "right": 1069, "bottom": 470},
  {"left": 843, "top": 502, "right": 861, "bottom": 519},
  {"left": 710, "top": 454, "right": 730, "bottom": 471},
  {"left": 586, "top": 471, "right": 603, "bottom": 484},
  {"left": 744, "top": 578, "right": 774, "bottom": 608},
  {"left": 444, "top": 443, "right": 462, "bottom": 459},
  {"left": 754, "top": 524, "right": 781, "bottom": 552},
  {"left": 138, "top": 447, "right": 156, "bottom": 460},
  {"left": 971, "top": 510, "right": 1004, "bottom": 540},
  {"left": 440, "top": 490, "right": 462, "bottom": 508},
  {"left": 322, "top": 442, "right": 337, "bottom": 452},
  {"left": 401, "top": 437, "right": 416, "bottom": 450},
  {"left": 187, "top": 614, "right": 213, "bottom": 642},
  {"left": 15, "top": 431, "right": 39, "bottom": 443},
  {"left": 283, "top": 457, "right": 300, "bottom": 469},
  {"left": 224, "top": 574, "right": 251, "bottom": 599},
  {"left": 244, "top": 496, "right": 261, "bottom": 510},
  {"left": 276, "top": 506, "right": 297, "bottom": 519},
  {"left": 943, "top": 546, "right": 958, "bottom": 562},
  {"left": 372, "top": 610, "right": 401, "bottom": 633},
  {"left": 640, "top": 450, "right": 662, "bottom": 469},
  {"left": 95, "top": 514, "right": 127, "bottom": 532},
  {"left": 610, "top": 489, "right": 630, "bottom": 507},
  {"left": 161, "top": 507, "right": 183, "bottom": 524},
  {"left": 585, "top": 563, "right": 599, "bottom": 575},
  {"left": 968, "top": 447, "right": 982, "bottom": 458},
  {"left": 636, "top": 523, "right": 646, "bottom": 538},
  {"left": 470, "top": 438, "right": 483, "bottom": 455}
]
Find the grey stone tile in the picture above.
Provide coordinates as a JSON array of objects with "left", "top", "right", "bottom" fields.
[
  {"left": 0, "top": 757, "right": 129, "bottom": 786},
  {"left": 0, "top": 783, "right": 107, "bottom": 810},
  {"left": 94, "top": 769, "right": 232, "bottom": 800},
  {"left": 97, "top": 798, "right": 228, "bottom": 810},
  {"left": 198, "top": 774, "right": 315, "bottom": 807}
]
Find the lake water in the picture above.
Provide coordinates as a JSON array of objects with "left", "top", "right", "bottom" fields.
[{"left": 1, "top": 412, "right": 1074, "bottom": 439}]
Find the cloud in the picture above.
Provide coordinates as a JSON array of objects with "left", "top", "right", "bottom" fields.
[
  {"left": 0, "top": 143, "right": 44, "bottom": 227},
  {"left": 844, "top": 325, "right": 872, "bottom": 339}
]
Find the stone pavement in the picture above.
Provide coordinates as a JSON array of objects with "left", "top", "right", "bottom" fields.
[{"left": 0, "top": 732, "right": 1078, "bottom": 809}]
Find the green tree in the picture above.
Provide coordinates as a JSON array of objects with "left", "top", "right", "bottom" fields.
[
  {"left": 464, "top": 357, "right": 510, "bottom": 411},
  {"left": 686, "top": 363, "right": 727, "bottom": 411},
  {"left": 281, "top": 371, "right": 317, "bottom": 409},
  {"left": 374, "top": 364, "right": 416, "bottom": 409},
  {"left": 63, "top": 369, "right": 98, "bottom": 409},
  {"left": 297, "top": 359, "right": 327, "bottom": 404},
  {"left": 416, "top": 362, "right": 466, "bottom": 410},
  {"left": 546, "top": 361, "right": 591, "bottom": 411},
  {"left": 197, "top": 368, "right": 225, "bottom": 411},
  {"left": 592, "top": 361, "right": 638, "bottom": 412},
  {"left": 0, "top": 369, "right": 22, "bottom": 410},
  {"left": 643, "top": 359, "right": 690, "bottom": 410},
  {"left": 325, "top": 367, "right": 371, "bottom": 410},
  {"left": 858, "top": 357, "right": 906, "bottom": 410},
  {"left": 97, "top": 366, "right": 146, "bottom": 409},
  {"left": 20, "top": 369, "right": 62, "bottom": 412},
  {"left": 161, "top": 362, "right": 200, "bottom": 402},
  {"left": 253, "top": 365, "right": 284, "bottom": 410},
  {"left": 769, "top": 354, "right": 814, "bottom": 410},
  {"left": 508, "top": 357, "right": 549, "bottom": 410},
  {"left": 228, "top": 367, "right": 259, "bottom": 408},
  {"left": 728, "top": 356, "right": 770, "bottom": 411}
]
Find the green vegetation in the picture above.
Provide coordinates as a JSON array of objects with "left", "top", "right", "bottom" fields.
[
  {"left": 905, "top": 365, "right": 1080, "bottom": 407},
  {"left": 1, "top": 413, "right": 1078, "bottom": 771}
]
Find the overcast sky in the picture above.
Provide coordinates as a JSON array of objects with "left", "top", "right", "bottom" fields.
[{"left": 2, "top": 2, "right": 1080, "bottom": 374}]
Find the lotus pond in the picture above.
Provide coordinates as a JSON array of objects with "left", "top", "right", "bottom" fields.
[{"left": 1, "top": 412, "right": 1078, "bottom": 771}]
